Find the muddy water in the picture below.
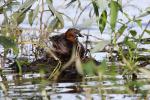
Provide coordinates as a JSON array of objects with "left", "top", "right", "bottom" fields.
[{"left": 0, "top": 66, "right": 150, "bottom": 100}]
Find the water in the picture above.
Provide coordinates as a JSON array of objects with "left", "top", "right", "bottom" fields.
[{"left": 0, "top": 63, "right": 150, "bottom": 100}]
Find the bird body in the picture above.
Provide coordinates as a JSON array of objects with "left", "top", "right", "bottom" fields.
[{"left": 49, "top": 28, "right": 85, "bottom": 61}]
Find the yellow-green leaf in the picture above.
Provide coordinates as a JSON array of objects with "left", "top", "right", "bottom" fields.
[
  {"left": 135, "top": 19, "right": 142, "bottom": 28},
  {"left": 110, "top": 1, "right": 119, "bottom": 31}
]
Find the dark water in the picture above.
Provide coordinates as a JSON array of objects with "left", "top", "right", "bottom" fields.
[{"left": 0, "top": 66, "right": 150, "bottom": 100}]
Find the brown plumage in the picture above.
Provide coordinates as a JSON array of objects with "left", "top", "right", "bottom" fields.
[{"left": 49, "top": 28, "right": 85, "bottom": 61}]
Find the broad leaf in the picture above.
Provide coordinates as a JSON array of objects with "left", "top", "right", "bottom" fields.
[
  {"left": 110, "top": 1, "right": 119, "bottom": 31},
  {"left": 99, "top": 10, "right": 107, "bottom": 33},
  {"left": 47, "top": 0, "right": 64, "bottom": 29},
  {"left": 92, "top": 0, "right": 99, "bottom": 17}
]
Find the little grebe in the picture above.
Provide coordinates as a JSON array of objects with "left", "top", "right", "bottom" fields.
[{"left": 49, "top": 28, "right": 85, "bottom": 61}]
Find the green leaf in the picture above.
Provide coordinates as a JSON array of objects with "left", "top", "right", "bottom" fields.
[
  {"left": 145, "top": 30, "right": 150, "bottom": 35},
  {"left": 0, "top": 7, "right": 4, "bottom": 14},
  {"left": 18, "top": 0, "right": 36, "bottom": 12},
  {"left": 47, "top": 18, "right": 63, "bottom": 32},
  {"left": 118, "top": 24, "right": 127, "bottom": 36},
  {"left": 92, "top": 0, "right": 99, "bottom": 17},
  {"left": 46, "top": 0, "right": 53, "bottom": 4},
  {"left": 66, "top": 0, "right": 77, "bottom": 7},
  {"left": 135, "top": 20, "right": 142, "bottom": 28},
  {"left": 28, "top": 10, "right": 33, "bottom": 26},
  {"left": 0, "top": 36, "right": 19, "bottom": 54},
  {"left": 11, "top": 11, "right": 26, "bottom": 25},
  {"left": 2, "top": 10, "right": 9, "bottom": 25},
  {"left": 83, "top": 61, "right": 96, "bottom": 76},
  {"left": 138, "top": 7, "right": 150, "bottom": 18},
  {"left": 46, "top": 0, "right": 64, "bottom": 29},
  {"left": 99, "top": 10, "right": 107, "bottom": 33},
  {"left": 110, "top": 1, "right": 119, "bottom": 31},
  {"left": 130, "top": 30, "right": 137, "bottom": 37},
  {"left": 98, "top": 60, "right": 107, "bottom": 74},
  {"left": 47, "top": 18, "right": 58, "bottom": 32},
  {"left": 15, "top": 60, "right": 22, "bottom": 75},
  {"left": 124, "top": 37, "right": 136, "bottom": 49},
  {"left": 127, "top": 41, "right": 136, "bottom": 49},
  {"left": 28, "top": 4, "right": 39, "bottom": 26},
  {"left": 32, "top": 5, "right": 39, "bottom": 22}
]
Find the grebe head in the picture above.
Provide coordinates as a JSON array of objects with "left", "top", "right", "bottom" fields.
[{"left": 65, "top": 28, "right": 83, "bottom": 43}]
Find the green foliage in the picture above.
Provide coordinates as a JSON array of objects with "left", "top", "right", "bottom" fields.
[
  {"left": 145, "top": 30, "right": 150, "bottom": 35},
  {"left": 0, "top": 0, "right": 20, "bottom": 14},
  {"left": 0, "top": 36, "right": 19, "bottom": 55},
  {"left": 28, "top": 4, "right": 39, "bottom": 26},
  {"left": 118, "top": 24, "right": 127, "bottom": 36},
  {"left": 15, "top": 58, "right": 30, "bottom": 75},
  {"left": 28, "top": 10, "right": 34, "bottom": 25},
  {"left": 82, "top": 61, "right": 97, "bottom": 76},
  {"left": 92, "top": 0, "right": 99, "bottom": 17},
  {"left": 130, "top": 30, "right": 137, "bottom": 37},
  {"left": 11, "top": 11, "right": 26, "bottom": 25},
  {"left": 99, "top": 10, "right": 107, "bottom": 33},
  {"left": 0, "top": 7, "right": 4, "bottom": 14},
  {"left": 47, "top": 18, "right": 63, "bottom": 32},
  {"left": 47, "top": 0, "right": 64, "bottom": 31},
  {"left": 15, "top": 60, "right": 22, "bottom": 75},
  {"left": 18, "top": 0, "right": 36, "bottom": 12},
  {"left": 135, "top": 19, "right": 142, "bottom": 28},
  {"left": 92, "top": 1, "right": 108, "bottom": 33},
  {"left": 110, "top": 1, "right": 119, "bottom": 31},
  {"left": 124, "top": 36, "right": 137, "bottom": 49},
  {"left": 97, "top": 60, "right": 107, "bottom": 74}
]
